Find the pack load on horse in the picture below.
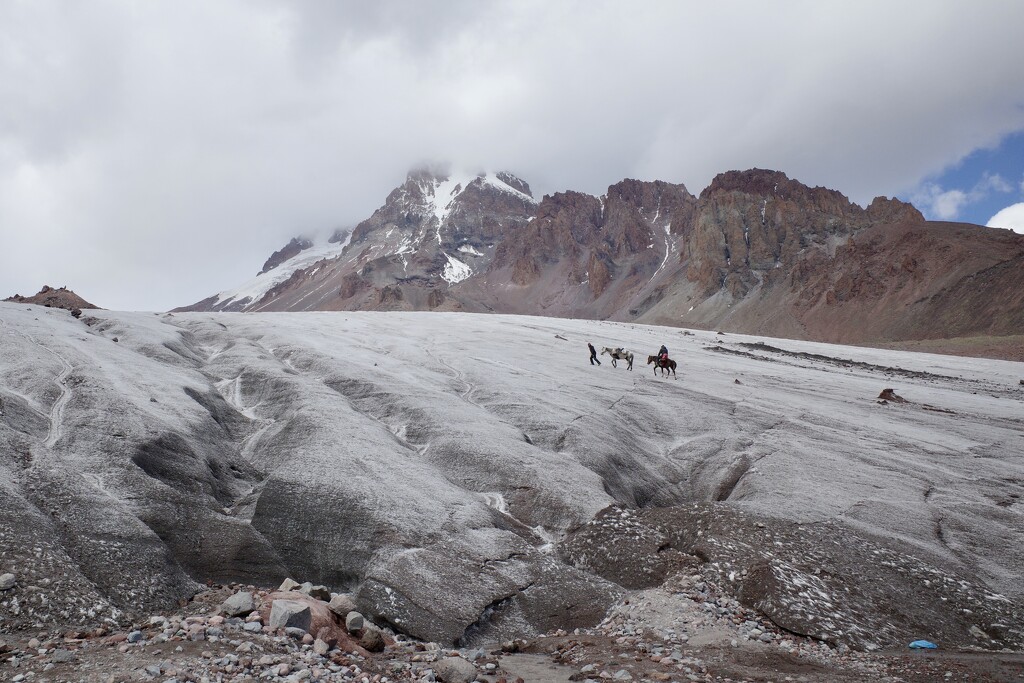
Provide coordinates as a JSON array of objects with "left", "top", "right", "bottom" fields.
[
  {"left": 601, "top": 346, "right": 633, "bottom": 371},
  {"left": 647, "top": 344, "right": 677, "bottom": 378}
]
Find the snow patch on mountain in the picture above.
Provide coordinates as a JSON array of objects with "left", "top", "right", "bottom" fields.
[
  {"left": 442, "top": 254, "right": 472, "bottom": 284},
  {"left": 481, "top": 172, "right": 536, "bottom": 204},
  {"left": 214, "top": 238, "right": 349, "bottom": 308},
  {"left": 427, "top": 172, "right": 479, "bottom": 229},
  {"left": 422, "top": 171, "right": 535, "bottom": 237}
]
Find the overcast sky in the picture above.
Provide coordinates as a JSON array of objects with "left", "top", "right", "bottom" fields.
[{"left": 2, "top": 1, "right": 1024, "bottom": 311}]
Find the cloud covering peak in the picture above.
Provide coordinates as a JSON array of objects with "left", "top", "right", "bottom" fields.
[{"left": 2, "top": 0, "right": 1024, "bottom": 309}]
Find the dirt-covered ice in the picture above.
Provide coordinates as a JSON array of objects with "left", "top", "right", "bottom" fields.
[{"left": 1, "top": 303, "right": 1021, "bottom": 651}]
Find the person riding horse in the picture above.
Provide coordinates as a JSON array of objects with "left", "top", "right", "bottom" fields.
[{"left": 658, "top": 345, "right": 669, "bottom": 367}]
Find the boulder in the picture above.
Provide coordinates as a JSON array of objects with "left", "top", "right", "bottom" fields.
[
  {"left": 299, "top": 583, "right": 332, "bottom": 601},
  {"left": 433, "top": 656, "right": 478, "bottom": 683},
  {"left": 0, "top": 574, "right": 15, "bottom": 591},
  {"left": 345, "top": 611, "right": 364, "bottom": 633},
  {"left": 310, "top": 585, "right": 332, "bottom": 601},
  {"left": 356, "top": 531, "right": 623, "bottom": 645},
  {"left": 220, "top": 591, "right": 256, "bottom": 617},
  {"left": 259, "top": 592, "right": 367, "bottom": 655},
  {"left": 278, "top": 578, "right": 301, "bottom": 592},
  {"left": 314, "top": 627, "right": 338, "bottom": 650},
  {"left": 328, "top": 593, "right": 357, "bottom": 617},
  {"left": 268, "top": 600, "right": 311, "bottom": 632},
  {"left": 358, "top": 623, "right": 385, "bottom": 652},
  {"left": 878, "top": 388, "right": 907, "bottom": 403}
]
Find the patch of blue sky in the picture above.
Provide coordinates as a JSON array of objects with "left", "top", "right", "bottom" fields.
[{"left": 900, "top": 131, "right": 1024, "bottom": 229}]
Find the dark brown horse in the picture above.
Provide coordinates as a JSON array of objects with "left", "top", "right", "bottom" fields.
[{"left": 647, "top": 355, "right": 677, "bottom": 378}]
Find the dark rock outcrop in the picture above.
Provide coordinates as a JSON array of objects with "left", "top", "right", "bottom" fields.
[
  {"left": 5, "top": 286, "right": 100, "bottom": 311},
  {"left": 259, "top": 237, "right": 313, "bottom": 275}
]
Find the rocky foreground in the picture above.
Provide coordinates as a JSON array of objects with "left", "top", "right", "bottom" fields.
[{"left": 4, "top": 575, "right": 1023, "bottom": 683}]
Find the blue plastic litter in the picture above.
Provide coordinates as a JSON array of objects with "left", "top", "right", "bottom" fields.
[{"left": 909, "top": 640, "right": 938, "bottom": 649}]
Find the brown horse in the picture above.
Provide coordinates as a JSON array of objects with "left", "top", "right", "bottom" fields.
[{"left": 647, "top": 355, "right": 677, "bottom": 378}]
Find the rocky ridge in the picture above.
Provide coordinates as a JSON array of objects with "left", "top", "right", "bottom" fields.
[
  {"left": 260, "top": 239, "right": 314, "bottom": 276},
  {"left": 177, "top": 168, "right": 1024, "bottom": 356},
  {"left": 195, "top": 168, "right": 540, "bottom": 314},
  {"left": 4, "top": 286, "right": 99, "bottom": 314}
]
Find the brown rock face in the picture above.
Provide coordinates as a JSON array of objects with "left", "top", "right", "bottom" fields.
[
  {"left": 686, "top": 169, "right": 871, "bottom": 298},
  {"left": 377, "top": 285, "right": 404, "bottom": 307},
  {"left": 175, "top": 166, "right": 1024, "bottom": 355},
  {"left": 487, "top": 180, "right": 695, "bottom": 313},
  {"left": 788, "top": 220, "right": 1024, "bottom": 343},
  {"left": 5, "top": 286, "right": 100, "bottom": 311},
  {"left": 491, "top": 190, "right": 603, "bottom": 286}
]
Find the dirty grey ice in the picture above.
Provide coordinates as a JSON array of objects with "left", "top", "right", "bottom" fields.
[{"left": 1, "top": 304, "right": 1022, "bottom": 651}]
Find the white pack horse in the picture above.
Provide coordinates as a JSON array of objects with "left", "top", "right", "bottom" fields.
[{"left": 601, "top": 347, "right": 633, "bottom": 370}]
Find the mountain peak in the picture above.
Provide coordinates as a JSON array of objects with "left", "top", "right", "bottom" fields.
[
  {"left": 702, "top": 168, "right": 797, "bottom": 198},
  {"left": 173, "top": 167, "right": 1024, "bottom": 356},
  {"left": 405, "top": 166, "right": 534, "bottom": 208},
  {"left": 259, "top": 237, "right": 314, "bottom": 275}
]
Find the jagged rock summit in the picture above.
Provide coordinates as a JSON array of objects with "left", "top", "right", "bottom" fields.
[
  {"left": 259, "top": 237, "right": 314, "bottom": 276},
  {"left": 179, "top": 167, "right": 537, "bottom": 314},
  {"left": 177, "top": 167, "right": 1024, "bottom": 357},
  {"left": 5, "top": 285, "right": 100, "bottom": 312}
]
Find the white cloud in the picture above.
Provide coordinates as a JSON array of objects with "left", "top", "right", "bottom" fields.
[
  {"left": 987, "top": 203, "right": 1024, "bottom": 234},
  {"left": 975, "top": 172, "right": 1012, "bottom": 194},
  {"left": 911, "top": 172, "right": 1015, "bottom": 221},
  {"left": 911, "top": 184, "right": 967, "bottom": 220},
  {"left": 931, "top": 190, "right": 970, "bottom": 220},
  {"left": 2, "top": 0, "right": 1024, "bottom": 309}
]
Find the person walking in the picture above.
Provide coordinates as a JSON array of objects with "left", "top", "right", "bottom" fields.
[{"left": 588, "top": 342, "right": 601, "bottom": 365}]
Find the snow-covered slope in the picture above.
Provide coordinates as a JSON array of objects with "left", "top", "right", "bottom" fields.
[
  {"left": 208, "top": 239, "right": 350, "bottom": 311},
  {"left": 1, "top": 303, "right": 1022, "bottom": 649},
  {"left": 418, "top": 170, "right": 536, "bottom": 227},
  {"left": 176, "top": 168, "right": 539, "bottom": 314}
]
